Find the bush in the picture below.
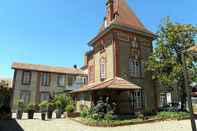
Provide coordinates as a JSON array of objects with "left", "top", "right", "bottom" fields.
[
  {"left": 53, "top": 95, "right": 66, "bottom": 110},
  {"left": 39, "top": 101, "right": 48, "bottom": 112},
  {"left": 17, "top": 99, "right": 25, "bottom": 111},
  {"left": 65, "top": 105, "right": 74, "bottom": 113},
  {"left": 90, "top": 97, "right": 116, "bottom": 120},
  {"left": 104, "top": 111, "right": 113, "bottom": 121},
  {"left": 26, "top": 103, "right": 35, "bottom": 112},
  {"left": 80, "top": 106, "right": 89, "bottom": 118},
  {"left": 55, "top": 100, "right": 62, "bottom": 109}
]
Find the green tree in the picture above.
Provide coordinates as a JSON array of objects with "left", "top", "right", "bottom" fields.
[{"left": 147, "top": 17, "right": 197, "bottom": 111}]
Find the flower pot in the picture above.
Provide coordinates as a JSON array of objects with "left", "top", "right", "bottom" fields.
[
  {"left": 41, "top": 113, "right": 46, "bottom": 120},
  {"left": 56, "top": 110, "right": 61, "bottom": 118},
  {"left": 67, "top": 112, "right": 80, "bottom": 118},
  {"left": 47, "top": 111, "right": 53, "bottom": 119},
  {"left": 28, "top": 110, "right": 34, "bottom": 119},
  {"left": 16, "top": 110, "right": 23, "bottom": 119}
]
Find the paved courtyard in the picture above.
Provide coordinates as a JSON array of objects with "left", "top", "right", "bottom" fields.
[{"left": 0, "top": 113, "right": 193, "bottom": 131}]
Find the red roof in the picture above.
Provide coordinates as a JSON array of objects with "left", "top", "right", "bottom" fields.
[
  {"left": 12, "top": 62, "right": 86, "bottom": 75},
  {"left": 71, "top": 77, "right": 141, "bottom": 93},
  {"left": 100, "top": 0, "right": 152, "bottom": 34}
]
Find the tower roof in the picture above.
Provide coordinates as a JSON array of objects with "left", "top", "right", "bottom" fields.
[
  {"left": 100, "top": 0, "right": 151, "bottom": 33},
  {"left": 88, "top": 0, "right": 155, "bottom": 46}
]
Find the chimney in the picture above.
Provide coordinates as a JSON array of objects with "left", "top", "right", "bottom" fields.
[
  {"left": 73, "top": 65, "right": 77, "bottom": 69},
  {"left": 106, "top": 0, "right": 114, "bottom": 22}
]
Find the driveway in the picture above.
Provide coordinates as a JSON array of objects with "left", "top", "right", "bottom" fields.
[{"left": 0, "top": 113, "right": 192, "bottom": 131}]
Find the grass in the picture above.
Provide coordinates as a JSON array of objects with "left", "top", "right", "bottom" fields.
[
  {"left": 155, "top": 111, "right": 190, "bottom": 120},
  {"left": 72, "top": 111, "right": 190, "bottom": 127}
]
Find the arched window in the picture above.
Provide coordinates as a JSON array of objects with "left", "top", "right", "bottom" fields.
[{"left": 100, "top": 57, "right": 106, "bottom": 80}]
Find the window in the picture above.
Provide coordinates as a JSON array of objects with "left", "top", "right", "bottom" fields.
[
  {"left": 130, "top": 90, "right": 144, "bottom": 110},
  {"left": 20, "top": 91, "right": 30, "bottom": 104},
  {"left": 128, "top": 38, "right": 142, "bottom": 78},
  {"left": 57, "top": 74, "right": 65, "bottom": 87},
  {"left": 68, "top": 75, "right": 76, "bottom": 86},
  {"left": 100, "top": 58, "right": 106, "bottom": 80},
  {"left": 41, "top": 72, "right": 50, "bottom": 86},
  {"left": 128, "top": 58, "right": 140, "bottom": 77},
  {"left": 160, "top": 93, "right": 167, "bottom": 107},
  {"left": 40, "top": 92, "right": 49, "bottom": 101},
  {"left": 88, "top": 65, "right": 94, "bottom": 82},
  {"left": 22, "top": 71, "right": 31, "bottom": 85}
]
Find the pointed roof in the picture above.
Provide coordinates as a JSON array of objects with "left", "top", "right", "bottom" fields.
[
  {"left": 89, "top": 0, "right": 154, "bottom": 45},
  {"left": 100, "top": 0, "right": 149, "bottom": 33}
]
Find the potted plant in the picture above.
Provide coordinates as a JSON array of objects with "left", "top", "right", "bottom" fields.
[
  {"left": 16, "top": 100, "right": 25, "bottom": 119},
  {"left": 47, "top": 102, "right": 55, "bottom": 119},
  {"left": 26, "top": 103, "right": 35, "bottom": 119},
  {"left": 65, "top": 104, "right": 75, "bottom": 117},
  {"left": 55, "top": 100, "right": 62, "bottom": 118},
  {"left": 39, "top": 101, "right": 48, "bottom": 120}
]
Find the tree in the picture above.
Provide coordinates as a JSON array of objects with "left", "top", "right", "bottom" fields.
[{"left": 147, "top": 17, "right": 197, "bottom": 111}]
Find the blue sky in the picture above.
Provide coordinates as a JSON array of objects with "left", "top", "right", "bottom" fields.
[{"left": 0, "top": 0, "right": 197, "bottom": 78}]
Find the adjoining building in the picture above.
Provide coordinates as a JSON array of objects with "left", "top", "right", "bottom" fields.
[
  {"left": 11, "top": 62, "right": 87, "bottom": 110},
  {"left": 0, "top": 78, "right": 12, "bottom": 88},
  {"left": 71, "top": 0, "right": 158, "bottom": 114}
]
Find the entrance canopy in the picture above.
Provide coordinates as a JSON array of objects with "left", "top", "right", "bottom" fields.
[{"left": 71, "top": 77, "right": 142, "bottom": 94}]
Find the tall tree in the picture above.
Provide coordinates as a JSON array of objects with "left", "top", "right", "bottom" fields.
[{"left": 147, "top": 17, "right": 197, "bottom": 111}]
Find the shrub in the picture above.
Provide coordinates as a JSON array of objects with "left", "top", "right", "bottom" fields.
[
  {"left": 26, "top": 103, "right": 35, "bottom": 112},
  {"left": 53, "top": 95, "right": 66, "bottom": 107},
  {"left": 55, "top": 100, "right": 62, "bottom": 109},
  {"left": 39, "top": 101, "right": 48, "bottom": 112},
  {"left": 104, "top": 111, "right": 113, "bottom": 121},
  {"left": 65, "top": 105, "right": 74, "bottom": 113},
  {"left": 90, "top": 97, "right": 116, "bottom": 120},
  {"left": 65, "top": 96, "right": 73, "bottom": 106},
  {"left": 17, "top": 99, "right": 25, "bottom": 111},
  {"left": 80, "top": 106, "right": 89, "bottom": 118}
]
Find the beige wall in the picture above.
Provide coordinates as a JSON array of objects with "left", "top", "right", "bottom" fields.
[
  {"left": 12, "top": 69, "right": 86, "bottom": 111},
  {"left": 13, "top": 70, "right": 38, "bottom": 110},
  {"left": 92, "top": 42, "right": 114, "bottom": 84}
]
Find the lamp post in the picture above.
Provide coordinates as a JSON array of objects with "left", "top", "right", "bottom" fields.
[{"left": 182, "top": 45, "right": 197, "bottom": 131}]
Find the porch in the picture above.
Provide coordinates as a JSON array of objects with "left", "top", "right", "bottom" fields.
[{"left": 71, "top": 77, "right": 144, "bottom": 114}]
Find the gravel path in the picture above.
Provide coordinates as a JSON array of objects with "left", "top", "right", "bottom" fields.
[{"left": 4, "top": 113, "right": 192, "bottom": 131}]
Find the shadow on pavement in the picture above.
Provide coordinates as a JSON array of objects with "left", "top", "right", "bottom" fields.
[{"left": 0, "top": 119, "right": 24, "bottom": 131}]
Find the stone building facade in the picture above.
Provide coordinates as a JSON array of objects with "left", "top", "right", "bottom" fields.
[
  {"left": 71, "top": 0, "right": 158, "bottom": 114},
  {"left": 11, "top": 62, "right": 87, "bottom": 110}
]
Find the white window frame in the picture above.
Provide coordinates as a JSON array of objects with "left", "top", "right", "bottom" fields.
[
  {"left": 128, "top": 58, "right": 141, "bottom": 77},
  {"left": 22, "top": 71, "right": 31, "bottom": 85},
  {"left": 41, "top": 72, "right": 50, "bottom": 86},
  {"left": 100, "top": 58, "right": 106, "bottom": 80},
  {"left": 57, "top": 74, "right": 65, "bottom": 87}
]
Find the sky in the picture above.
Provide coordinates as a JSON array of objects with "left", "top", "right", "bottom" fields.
[{"left": 0, "top": 0, "right": 197, "bottom": 78}]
